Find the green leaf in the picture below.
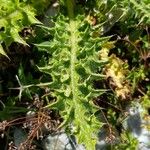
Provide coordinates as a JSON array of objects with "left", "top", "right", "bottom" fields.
[
  {"left": 0, "top": 44, "right": 9, "bottom": 59},
  {"left": 37, "top": 12, "right": 108, "bottom": 150},
  {"left": 10, "top": 28, "right": 28, "bottom": 45},
  {"left": 34, "top": 41, "right": 51, "bottom": 53},
  {"left": 0, "top": 44, "right": 6, "bottom": 56},
  {"left": 0, "top": 0, "right": 41, "bottom": 48}
]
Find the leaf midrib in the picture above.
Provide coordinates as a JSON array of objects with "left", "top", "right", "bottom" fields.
[{"left": 69, "top": 20, "right": 78, "bottom": 106}]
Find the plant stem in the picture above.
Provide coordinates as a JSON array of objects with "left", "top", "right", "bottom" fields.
[{"left": 66, "top": 0, "right": 75, "bottom": 19}]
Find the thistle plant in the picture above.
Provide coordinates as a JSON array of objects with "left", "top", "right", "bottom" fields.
[
  {"left": 1, "top": 0, "right": 150, "bottom": 149},
  {"left": 0, "top": 0, "right": 41, "bottom": 57},
  {"left": 36, "top": 0, "right": 109, "bottom": 149},
  {"left": 129, "top": 0, "right": 150, "bottom": 24}
]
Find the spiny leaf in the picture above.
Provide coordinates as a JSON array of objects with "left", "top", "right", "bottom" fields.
[
  {"left": 37, "top": 13, "right": 108, "bottom": 150},
  {"left": 130, "top": 0, "right": 150, "bottom": 24},
  {"left": 0, "top": 0, "right": 41, "bottom": 49}
]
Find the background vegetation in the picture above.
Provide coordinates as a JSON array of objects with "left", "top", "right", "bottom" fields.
[{"left": 0, "top": 0, "right": 150, "bottom": 149}]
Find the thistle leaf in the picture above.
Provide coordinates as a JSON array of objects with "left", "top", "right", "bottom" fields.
[
  {"left": 37, "top": 13, "right": 108, "bottom": 150},
  {"left": 0, "top": 0, "right": 41, "bottom": 47}
]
